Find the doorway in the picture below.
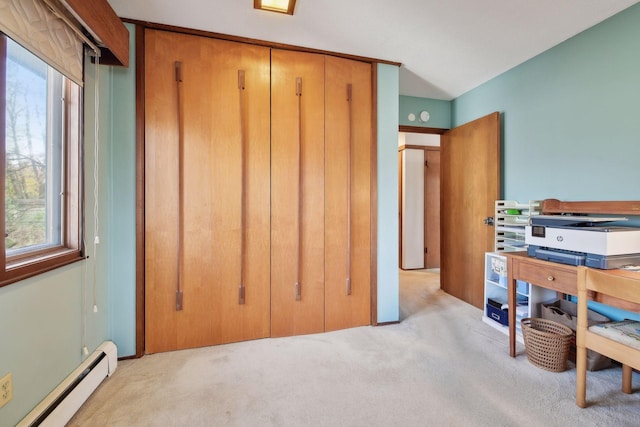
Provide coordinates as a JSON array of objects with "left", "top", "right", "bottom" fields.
[
  {"left": 398, "top": 131, "right": 441, "bottom": 270},
  {"left": 398, "top": 113, "right": 500, "bottom": 310}
]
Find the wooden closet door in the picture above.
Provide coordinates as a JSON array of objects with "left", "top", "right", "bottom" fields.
[
  {"left": 324, "top": 56, "right": 372, "bottom": 331},
  {"left": 145, "top": 30, "right": 271, "bottom": 353},
  {"left": 271, "top": 50, "right": 325, "bottom": 337}
]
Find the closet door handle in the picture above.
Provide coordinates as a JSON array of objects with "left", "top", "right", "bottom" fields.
[
  {"left": 295, "top": 77, "right": 303, "bottom": 301},
  {"left": 238, "top": 70, "right": 247, "bottom": 305},
  {"left": 346, "top": 83, "right": 353, "bottom": 296},
  {"left": 175, "top": 60, "right": 185, "bottom": 311}
]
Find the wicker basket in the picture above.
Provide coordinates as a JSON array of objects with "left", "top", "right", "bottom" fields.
[{"left": 521, "top": 317, "right": 573, "bottom": 372}]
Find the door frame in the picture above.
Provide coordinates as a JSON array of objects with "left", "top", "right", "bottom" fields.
[
  {"left": 423, "top": 148, "right": 441, "bottom": 269},
  {"left": 398, "top": 125, "right": 444, "bottom": 272}
]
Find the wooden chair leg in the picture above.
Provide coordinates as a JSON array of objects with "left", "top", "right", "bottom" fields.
[
  {"left": 622, "top": 364, "right": 632, "bottom": 394},
  {"left": 576, "top": 344, "right": 588, "bottom": 407}
]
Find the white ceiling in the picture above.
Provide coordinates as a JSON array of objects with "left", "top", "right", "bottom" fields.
[{"left": 107, "top": 0, "right": 640, "bottom": 100}]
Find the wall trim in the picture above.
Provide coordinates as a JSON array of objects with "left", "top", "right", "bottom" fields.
[
  {"left": 134, "top": 24, "right": 146, "bottom": 358},
  {"left": 398, "top": 145, "right": 441, "bottom": 152},
  {"left": 399, "top": 125, "right": 447, "bottom": 134}
]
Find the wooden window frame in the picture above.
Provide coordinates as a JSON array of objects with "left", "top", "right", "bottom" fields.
[{"left": 0, "top": 33, "right": 84, "bottom": 288}]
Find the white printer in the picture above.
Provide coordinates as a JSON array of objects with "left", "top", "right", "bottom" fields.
[{"left": 525, "top": 215, "right": 640, "bottom": 269}]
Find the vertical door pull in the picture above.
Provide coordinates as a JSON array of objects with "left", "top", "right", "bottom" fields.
[
  {"left": 238, "top": 286, "right": 246, "bottom": 305},
  {"left": 175, "top": 61, "right": 185, "bottom": 311},
  {"left": 295, "top": 282, "right": 302, "bottom": 301},
  {"left": 238, "top": 70, "right": 247, "bottom": 305},
  {"left": 295, "top": 77, "right": 303, "bottom": 301},
  {"left": 346, "top": 83, "right": 353, "bottom": 296}
]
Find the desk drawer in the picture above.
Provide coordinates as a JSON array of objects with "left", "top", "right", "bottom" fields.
[{"left": 517, "top": 261, "right": 577, "bottom": 295}]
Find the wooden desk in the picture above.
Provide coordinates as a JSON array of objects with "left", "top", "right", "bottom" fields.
[{"left": 505, "top": 251, "right": 640, "bottom": 357}]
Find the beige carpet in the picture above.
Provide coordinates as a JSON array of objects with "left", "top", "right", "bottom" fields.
[{"left": 69, "top": 270, "right": 639, "bottom": 426}]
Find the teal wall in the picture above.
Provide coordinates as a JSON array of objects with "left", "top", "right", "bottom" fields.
[
  {"left": 399, "top": 95, "right": 451, "bottom": 129},
  {"left": 0, "top": 266, "right": 89, "bottom": 426},
  {"left": 451, "top": 4, "right": 640, "bottom": 321},
  {"left": 452, "top": 3, "right": 640, "bottom": 201},
  {"left": 0, "top": 50, "right": 114, "bottom": 425},
  {"left": 107, "top": 23, "right": 137, "bottom": 358},
  {"left": 377, "top": 64, "right": 400, "bottom": 323}
]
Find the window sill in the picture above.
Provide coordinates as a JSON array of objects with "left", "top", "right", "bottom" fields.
[{"left": 1, "top": 248, "right": 84, "bottom": 287}]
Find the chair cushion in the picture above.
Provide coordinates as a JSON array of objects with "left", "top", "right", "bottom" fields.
[{"left": 589, "top": 320, "right": 640, "bottom": 350}]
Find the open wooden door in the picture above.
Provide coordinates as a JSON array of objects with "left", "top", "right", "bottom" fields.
[{"left": 440, "top": 112, "right": 500, "bottom": 308}]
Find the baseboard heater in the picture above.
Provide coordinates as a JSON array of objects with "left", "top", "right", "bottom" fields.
[{"left": 18, "top": 341, "right": 117, "bottom": 427}]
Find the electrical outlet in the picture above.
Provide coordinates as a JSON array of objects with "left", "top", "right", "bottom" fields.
[{"left": 0, "top": 372, "right": 12, "bottom": 408}]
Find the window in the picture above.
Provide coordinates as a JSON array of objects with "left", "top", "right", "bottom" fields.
[{"left": 1, "top": 34, "right": 82, "bottom": 286}]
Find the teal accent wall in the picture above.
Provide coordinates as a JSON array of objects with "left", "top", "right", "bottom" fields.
[
  {"left": 108, "top": 23, "right": 137, "bottom": 358},
  {"left": 377, "top": 64, "right": 400, "bottom": 323},
  {"left": 452, "top": 4, "right": 640, "bottom": 321},
  {"left": 0, "top": 267, "right": 87, "bottom": 426},
  {"left": 399, "top": 95, "right": 451, "bottom": 129},
  {"left": 83, "top": 41, "right": 112, "bottom": 361},
  {"left": 0, "top": 49, "right": 115, "bottom": 425},
  {"left": 452, "top": 3, "right": 640, "bottom": 201}
]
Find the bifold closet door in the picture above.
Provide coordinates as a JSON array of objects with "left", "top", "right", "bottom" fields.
[
  {"left": 324, "top": 56, "right": 372, "bottom": 331},
  {"left": 271, "top": 50, "right": 325, "bottom": 337},
  {"left": 145, "top": 30, "right": 271, "bottom": 353}
]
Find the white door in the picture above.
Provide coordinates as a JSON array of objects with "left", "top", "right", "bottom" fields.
[{"left": 401, "top": 148, "right": 425, "bottom": 269}]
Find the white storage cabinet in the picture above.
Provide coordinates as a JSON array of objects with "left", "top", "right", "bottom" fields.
[{"left": 482, "top": 252, "right": 557, "bottom": 342}]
